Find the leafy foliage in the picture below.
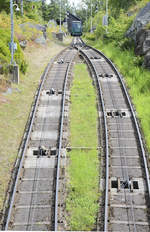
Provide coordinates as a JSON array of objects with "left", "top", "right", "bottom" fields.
[
  {"left": 0, "top": 0, "right": 10, "bottom": 13},
  {"left": 85, "top": 9, "right": 135, "bottom": 49},
  {"left": 109, "top": 0, "right": 142, "bottom": 17},
  {"left": 0, "top": 0, "right": 42, "bottom": 20},
  {"left": 0, "top": 25, "right": 27, "bottom": 74},
  {"left": 42, "top": 0, "right": 70, "bottom": 22}
]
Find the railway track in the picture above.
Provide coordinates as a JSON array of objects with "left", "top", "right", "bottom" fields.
[
  {"left": 74, "top": 38, "right": 150, "bottom": 232},
  {"left": 3, "top": 46, "right": 77, "bottom": 231},
  {"left": 2, "top": 37, "right": 150, "bottom": 231}
]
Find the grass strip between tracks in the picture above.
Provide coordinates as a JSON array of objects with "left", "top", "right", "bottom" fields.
[{"left": 66, "top": 63, "right": 99, "bottom": 230}]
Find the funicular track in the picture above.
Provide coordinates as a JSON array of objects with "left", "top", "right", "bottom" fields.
[
  {"left": 75, "top": 38, "right": 150, "bottom": 232},
  {"left": 2, "top": 46, "right": 77, "bottom": 231}
]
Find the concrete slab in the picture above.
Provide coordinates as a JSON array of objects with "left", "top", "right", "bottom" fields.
[
  {"left": 102, "top": 82, "right": 121, "bottom": 89},
  {"left": 16, "top": 192, "right": 53, "bottom": 206},
  {"left": 35, "top": 117, "right": 59, "bottom": 124},
  {"left": 111, "top": 167, "right": 143, "bottom": 178},
  {"left": 110, "top": 192, "right": 147, "bottom": 205},
  {"left": 31, "top": 131, "right": 58, "bottom": 140},
  {"left": 110, "top": 138, "right": 137, "bottom": 147},
  {"left": 19, "top": 179, "right": 54, "bottom": 192},
  {"left": 36, "top": 106, "right": 60, "bottom": 118},
  {"left": 103, "top": 89, "right": 124, "bottom": 96},
  {"left": 24, "top": 157, "right": 56, "bottom": 168},
  {"left": 40, "top": 93, "right": 62, "bottom": 101},
  {"left": 110, "top": 207, "right": 148, "bottom": 222},
  {"left": 13, "top": 207, "right": 52, "bottom": 224},
  {"left": 13, "top": 223, "right": 51, "bottom": 231},
  {"left": 104, "top": 100, "right": 128, "bottom": 109},
  {"left": 33, "top": 122, "right": 59, "bottom": 131},
  {"left": 110, "top": 223, "right": 149, "bottom": 232},
  {"left": 111, "top": 156, "right": 140, "bottom": 166},
  {"left": 103, "top": 86, "right": 122, "bottom": 93},
  {"left": 111, "top": 147, "right": 139, "bottom": 156},
  {"left": 109, "top": 130, "right": 135, "bottom": 138},
  {"left": 29, "top": 139, "right": 57, "bottom": 148},
  {"left": 23, "top": 167, "right": 55, "bottom": 178},
  {"left": 108, "top": 122, "right": 134, "bottom": 131}
]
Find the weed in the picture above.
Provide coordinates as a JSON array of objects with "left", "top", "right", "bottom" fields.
[{"left": 66, "top": 64, "right": 99, "bottom": 230}]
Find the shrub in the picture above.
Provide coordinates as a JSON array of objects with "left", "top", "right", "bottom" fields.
[
  {"left": 0, "top": 28, "right": 27, "bottom": 74},
  {"left": 85, "top": 33, "right": 96, "bottom": 41}
]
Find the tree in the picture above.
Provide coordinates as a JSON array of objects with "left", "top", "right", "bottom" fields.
[
  {"left": 0, "top": 0, "right": 10, "bottom": 13},
  {"left": 109, "top": 0, "right": 142, "bottom": 17},
  {"left": 42, "top": 0, "right": 70, "bottom": 22}
]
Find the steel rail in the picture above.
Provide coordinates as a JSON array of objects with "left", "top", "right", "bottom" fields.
[
  {"left": 105, "top": 69, "right": 137, "bottom": 232},
  {"left": 78, "top": 38, "right": 150, "bottom": 228},
  {"left": 54, "top": 54, "right": 75, "bottom": 231},
  {"left": 27, "top": 97, "right": 51, "bottom": 230},
  {"left": 3, "top": 49, "right": 65, "bottom": 230},
  {"left": 88, "top": 45, "right": 150, "bottom": 198},
  {"left": 4, "top": 61, "right": 53, "bottom": 230},
  {"left": 77, "top": 47, "right": 109, "bottom": 232}
]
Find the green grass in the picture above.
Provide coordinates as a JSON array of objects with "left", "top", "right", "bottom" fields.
[
  {"left": 88, "top": 39, "right": 150, "bottom": 154},
  {"left": 0, "top": 78, "right": 38, "bottom": 209},
  {"left": 66, "top": 63, "right": 100, "bottom": 231}
]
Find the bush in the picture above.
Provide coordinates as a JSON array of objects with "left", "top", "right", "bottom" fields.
[
  {"left": 0, "top": 27, "right": 27, "bottom": 74},
  {"left": 85, "top": 33, "right": 96, "bottom": 41}
]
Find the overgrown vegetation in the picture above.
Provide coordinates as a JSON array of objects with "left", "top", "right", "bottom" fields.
[
  {"left": 66, "top": 63, "right": 99, "bottom": 230},
  {"left": 0, "top": 13, "right": 27, "bottom": 74},
  {"left": 0, "top": 1, "right": 60, "bottom": 76}
]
